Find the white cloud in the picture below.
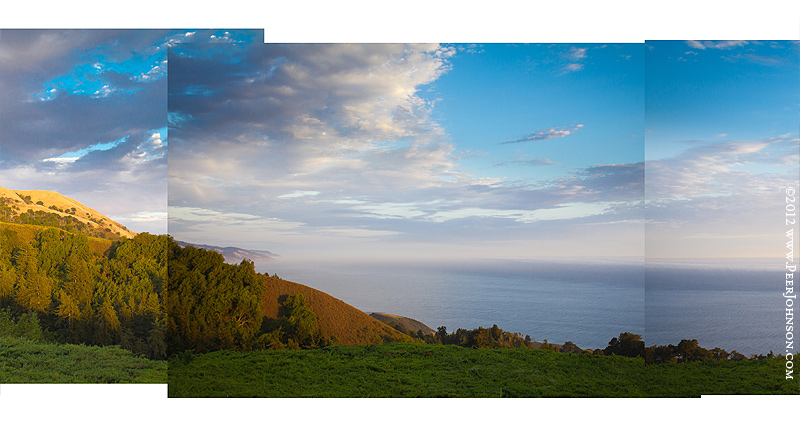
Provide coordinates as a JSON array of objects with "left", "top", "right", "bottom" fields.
[
  {"left": 278, "top": 191, "right": 321, "bottom": 199},
  {"left": 316, "top": 228, "right": 401, "bottom": 238},
  {"left": 646, "top": 137, "right": 795, "bottom": 201},
  {"left": 685, "top": 40, "right": 749, "bottom": 50},
  {"left": 646, "top": 135, "right": 798, "bottom": 258},
  {"left": 348, "top": 202, "right": 432, "bottom": 220},
  {"left": 565, "top": 47, "right": 587, "bottom": 60},
  {"left": 685, "top": 40, "right": 705, "bottom": 50},
  {"left": 427, "top": 202, "right": 617, "bottom": 224},
  {"left": 503, "top": 123, "right": 584, "bottom": 144},
  {"left": 42, "top": 157, "right": 80, "bottom": 164}
]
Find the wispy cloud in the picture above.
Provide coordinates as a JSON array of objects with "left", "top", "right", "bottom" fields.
[
  {"left": 646, "top": 134, "right": 798, "bottom": 257},
  {"left": 277, "top": 191, "right": 321, "bottom": 199},
  {"left": 685, "top": 40, "right": 749, "bottom": 50},
  {"left": 647, "top": 136, "right": 796, "bottom": 201},
  {"left": 721, "top": 53, "right": 783, "bottom": 66},
  {"left": 502, "top": 124, "right": 584, "bottom": 144},
  {"left": 494, "top": 156, "right": 558, "bottom": 167},
  {"left": 556, "top": 46, "right": 590, "bottom": 74},
  {"left": 564, "top": 47, "right": 587, "bottom": 61}
]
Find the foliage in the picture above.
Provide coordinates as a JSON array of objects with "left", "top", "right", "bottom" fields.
[
  {"left": 271, "top": 294, "right": 330, "bottom": 349},
  {"left": 604, "top": 332, "right": 645, "bottom": 358},
  {"left": 0, "top": 224, "right": 168, "bottom": 359},
  {"left": 166, "top": 242, "right": 267, "bottom": 354},
  {"left": 643, "top": 337, "right": 766, "bottom": 364},
  {"left": 415, "top": 324, "right": 532, "bottom": 349},
  {"left": 0, "top": 309, "right": 46, "bottom": 342}
]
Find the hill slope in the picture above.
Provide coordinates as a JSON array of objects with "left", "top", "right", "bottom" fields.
[
  {"left": 0, "top": 221, "right": 114, "bottom": 257},
  {"left": 0, "top": 186, "right": 136, "bottom": 239},
  {"left": 370, "top": 312, "right": 436, "bottom": 336},
  {"left": 261, "top": 277, "right": 413, "bottom": 345}
]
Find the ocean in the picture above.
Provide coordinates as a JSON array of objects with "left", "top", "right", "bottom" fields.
[
  {"left": 257, "top": 258, "right": 785, "bottom": 355},
  {"left": 646, "top": 262, "right": 786, "bottom": 356},
  {"left": 260, "top": 258, "right": 644, "bottom": 350}
]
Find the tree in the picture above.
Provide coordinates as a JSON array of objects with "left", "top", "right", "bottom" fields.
[
  {"left": 729, "top": 350, "right": 747, "bottom": 361},
  {"left": 96, "top": 299, "right": 121, "bottom": 345},
  {"left": 561, "top": 341, "right": 582, "bottom": 353},
  {"left": 676, "top": 339, "right": 712, "bottom": 362},
  {"left": 284, "top": 294, "right": 318, "bottom": 345},
  {"left": 709, "top": 347, "right": 730, "bottom": 361},
  {"left": 604, "top": 332, "right": 645, "bottom": 358},
  {"left": 539, "top": 339, "right": 559, "bottom": 352}
]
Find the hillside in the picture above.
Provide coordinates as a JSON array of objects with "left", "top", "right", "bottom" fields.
[
  {"left": 370, "top": 312, "right": 436, "bottom": 336},
  {"left": 261, "top": 277, "right": 413, "bottom": 345},
  {"left": 0, "top": 221, "right": 114, "bottom": 257},
  {"left": 0, "top": 186, "right": 136, "bottom": 239}
]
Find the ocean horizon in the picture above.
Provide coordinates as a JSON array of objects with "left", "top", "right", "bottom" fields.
[{"left": 256, "top": 257, "right": 785, "bottom": 355}]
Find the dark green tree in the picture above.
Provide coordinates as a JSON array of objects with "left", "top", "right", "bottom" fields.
[{"left": 604, "top": 332, "right": 645, "bottom": 358}]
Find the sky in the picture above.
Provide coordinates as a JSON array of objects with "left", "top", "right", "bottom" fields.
[
  {"left": 2, "top": 33, "right": 795, "bottom": 262},
  {"left": 167, "top": 43, "right": 645, "bottom": 262},
  {"left": 645, "top": 40, "right": 799, "bottom": 260},
  {"left": 0, "top": 29, "right": 263, "bottom": 234}
]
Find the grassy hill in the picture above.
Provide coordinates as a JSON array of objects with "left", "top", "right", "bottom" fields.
[
  {"left": 168, "top": 342, "right": 798, "bottom": 397},
  {"left": 370, "top": 312, "right": 436, "bottom": 336},
  {"left": 261, "top": 276, "right": 413, "bottom": 346},
  {"left": 0, "top": 186, "right": 136, "bottom": 239},
  {"left": 0, "top": 221, "right": 114, "bottom": 257}
]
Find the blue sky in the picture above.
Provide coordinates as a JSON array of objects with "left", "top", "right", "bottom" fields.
[
  {"left": 167, "top": 43, "right": 645, "bottom": 261},
  {"left": 645, "top": 40, "right": 799, "bottom": 259},
  {"left": 423, "top": 44, "right": 643, "bottom": 183},
  {"left": 646, "top": 40, "right": 798, "bottom": 160}
]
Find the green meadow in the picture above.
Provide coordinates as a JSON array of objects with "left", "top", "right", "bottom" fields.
[
  {"left": 168, "top": 342, "right": 797, "bottom": 398},
  {"left": 0, "top": 335, "right": 166, "bottom": 384}
]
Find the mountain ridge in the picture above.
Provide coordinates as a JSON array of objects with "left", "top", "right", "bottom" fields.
[{"left": 175, "top": 240, "right": 278, "bottom": 264}]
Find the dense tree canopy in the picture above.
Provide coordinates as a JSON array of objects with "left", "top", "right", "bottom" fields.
[
  {"left": 166, "top": 243, "right": 266, "bottom": 353},
  {"left": 1, "top": 226, "right": 168, "bottom": 359}
]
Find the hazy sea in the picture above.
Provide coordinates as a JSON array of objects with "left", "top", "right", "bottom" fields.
[
  {"left": 646, "top": 261, "right": 786, "bottom": 356},
  {"left": 260, "top": 258, "right": 644, "bottom": 350},
  {"left": 257, "top": 258, "right": 785, "bottom": 355}
]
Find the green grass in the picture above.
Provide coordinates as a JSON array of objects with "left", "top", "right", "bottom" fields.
[
  {"left": 167, "top": 342, "right": 799, "bottom": 397},
  {"left": 0, "top": 336, "right": 167, "bottom": 383}
]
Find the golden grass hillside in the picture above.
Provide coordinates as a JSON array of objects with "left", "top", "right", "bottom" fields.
[
  {"left": 0, "top": 186, "right": 136, "bottom": 239},
  {"left": 261, "top": 276, "right": 414, "bottom": 346},
  {"left": 0, "top": 222, "right": 114, "bottom": 257},
  {"left": 370, "top": 312, "right": 436, "bottom": 336}
]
